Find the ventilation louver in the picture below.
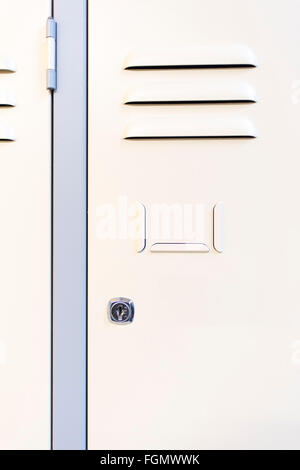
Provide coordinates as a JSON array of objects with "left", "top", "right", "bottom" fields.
[
  {"left": 123, "top": 45, "right": 257, "bottom": 139},
  {"left": 0, "top": 89, "right": 16, "bottom": 107},
  {"left": 124, "top": 45, "right": 257, "bottom": 69},
  {"left": 124, "top": 117, "right": 257, "bottom": 139},
  {"left": 124, "top": 81, "right": 257, "bottom": 105},
  {"left": 0, "top": 122, "right": 15, "bottom": 141},
  {"left": 0, "top": 55, "right": 16, "bottom": 73},
  {"left": 0, "top": 56, "right": 16, "bottom": 141}
]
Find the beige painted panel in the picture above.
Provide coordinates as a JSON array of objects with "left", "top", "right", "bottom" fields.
[
  {"left": 89, "top": 0, "right": 300, "bottom": 449},
  {"left": 0, "top": 0, "right": 51, "bottom": 449}
]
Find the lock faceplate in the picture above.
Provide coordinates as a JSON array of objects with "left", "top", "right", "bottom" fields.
[{"left": 108, "top": 297, "right": 134, "bottom": 324}]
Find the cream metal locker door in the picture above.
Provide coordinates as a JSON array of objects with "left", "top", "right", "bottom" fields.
[
  {"left": 88, "top": 0, "right": 300, "bottom": 449},
  {"left": 0, "top": 0, "right": 52, "bottom": 449}
]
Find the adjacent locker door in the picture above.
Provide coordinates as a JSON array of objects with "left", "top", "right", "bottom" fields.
[
  {"left": 0, "top": 0, "right": 51, "bottom": 449},
  {"left": 88, "top": 0, "right": 300, "bottom": 449}
]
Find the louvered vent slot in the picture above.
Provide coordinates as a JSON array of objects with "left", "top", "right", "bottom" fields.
[
  {"left": 0, "top": 122, "right": 15, "bottom": 141},
  {"left": 124, "top": 118, "right": 257, "bottom": 139},
  {"left": 0, "top": 56, "right": 16, "bottom": 73},
  {"left": 124, "top": 81, "right": 257, "bottom": 105},
  {"left": 124, "top": 45, "right": 257, "bottom": 70},
  {"left": 0, "top": 56, "right": 16, "bottom": 141},
  {"left": 0, "top": 89, "right": 16, "bottom": 107}
]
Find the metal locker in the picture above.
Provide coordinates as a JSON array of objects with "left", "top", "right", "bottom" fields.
[
  {"left": 0, "top": 0, "right": 52, "bottom": 450},
  {"left": 1, "top": 0, "right": 300, "bottom": 453},
  {"left": 87, "top": 0, "right": 300, "bottom": 450}
]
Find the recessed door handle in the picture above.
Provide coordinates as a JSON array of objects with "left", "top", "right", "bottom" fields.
[{"left": 151, "top": 242, "right": 209, "bottom": 253}]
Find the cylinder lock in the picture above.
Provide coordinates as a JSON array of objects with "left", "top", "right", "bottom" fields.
[{"left": 108, "top": 297, "right": 134, "bottom": 324}]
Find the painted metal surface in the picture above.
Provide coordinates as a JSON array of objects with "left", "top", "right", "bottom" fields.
[
  {"left": 0, "top": 0, "right": 52, "bottom": 450},
  {"left": 88, "top": 0, "right": 300, "bottom": 450},
  {"left": 52, "top": 0, "right": 87, "bottom": 450}
]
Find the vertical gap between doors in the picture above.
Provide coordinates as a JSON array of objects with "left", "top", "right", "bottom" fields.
[
  {"left": 85, "top": 0, "right": 89, "bottom": 451},
  {"left": 50, "top": 0, "right": 54, "bottom": 453}
]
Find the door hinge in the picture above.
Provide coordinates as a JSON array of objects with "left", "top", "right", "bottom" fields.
[{"left": 46, "top": 17, "right": 57, "bottom": 91}]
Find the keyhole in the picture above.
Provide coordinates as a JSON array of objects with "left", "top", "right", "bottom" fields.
[{"left": 118, "top": 305, "right": 124, "bottom": 319}]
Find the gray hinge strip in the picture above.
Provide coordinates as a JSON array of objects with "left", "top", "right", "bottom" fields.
[
  {"left": 47, "top": 17, "right": 57, "bottom": 91},
  {"left": 52, "top": 0, "right": 87, "bottom": 450}
]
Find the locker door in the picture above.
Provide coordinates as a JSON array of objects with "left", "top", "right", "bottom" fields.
[
  {"left": 0, "top": 0, "right": 51, "bottom": 449},
  {"left": 88, "top": 0, "right": 300, "bottom": 449}
]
